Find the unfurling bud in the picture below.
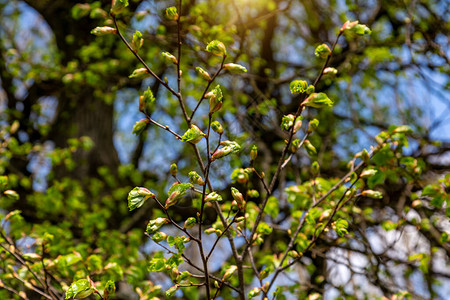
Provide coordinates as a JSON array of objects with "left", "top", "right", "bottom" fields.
[
  {"left": 222, "top": 265, "right": 237, "bottom": 281},
  {"left": 139, "top": 87, "right": 155, "bottom": 114},
  {"left": 204, "top": 228, "right": 216, "bottom": 235},
  {"left": 231, "top": 168, "right": 249, "bottom": 183},
  {"left": 129, "top": 68, "right": 150, "bottom": 79},
  {"left": 250, "top": 145, "right": 258, "bottom": 161},
  {"left": 181, "top": 125, "right": 206, "bottom": 144},
  {"left": 248, "top": 287, "right": 261, "bottom": 298},
  {"left": 204, "top": 192, "right": 223, "bottom": 202},
  {"left": 231, "top": 187, "right": 245, "bottom": 209},
  {"left": 307, "top": 119, "right": 319, "bottom": 133},
  {"left": 290, "top": 80, "right": 308, "bottom": 94},
  {"left": 170, "top": 163, "right": 178, "bottom": 176},
  {"left": 247, "top": 190, "right": 259, "bottom": 198},
  {"left": 301, "top": 93, "right": 334, "bottom": 108},
  {"left": 211, "top": 121, "right": 223, "bottom": 134},
  {"left": 188, "top": 171, "right": 204, "bottom": 185},
  {"left": 4, "top": 190, "right": 19, "bottom": 201},
  {"left": 323, "top": 67, "right": 338, "bottom": 75},
  {"left": 206, "top": 40, "right": 227, "bottom": 56},
  {"left": 184, "top": 217, "right": 197, "bottom": 229},
  {"left": 361, "top": 148, "right": 370, "bottom": 164},
  {"left": 340, "top": 20, "right": 359, "bottom": 32},
  {"left": 360, "top": 169, "right": 377, "bottom": 178},
  {"left": 165, "top": 183, "right": 192, "bottom": 209},
  {"left": 361, "top": 190, "right": 383, "bottom": 199},
  {"left": 287, "top": 250, "right": 299, "bottom": 258},
  {"left": 196, "top": 67, "right": 211, "bottom": 81},
  {"left": 223, "top": 63, "right": 247, "bottom": 73},
  {"left": 132, "top": 118, "right": 149, "bottom": 135},
  {"left": 111, "top": 0, "right": 129, "bottom": 15},
  {"left": 281, "top": 114, "right": 295, "bottom": 131},
  {"left": 162, "top": 52, "right": 178, "bottom": 64},
  {"left": 131, "top": 31, "right": 144, "bottom": 52},
  {"left": 146, "top": 218, "right": 169, "bottom": 234},
  {"left": 341, "top": 20, "right": 372, "bottom": 36},
  {"left": 205, "top": 85, "right": 223, "bottom": 114},
  {"left": 211, "top": 140, "right": 241, "bottom": 161},
  {"left": 128, "top": 187, "right": 155, "bottom": 211},
  {"left": 306, "top": 85, "right": 315, "bottom": 95},
  {"left": 152, "top": 232, "right": 168, "bottom": 243},
  {"left": 312, "top": 161, "right": 320, "bottom": 176},
  {"left": 303, "top": 140, "right": 317, "bottom": 157},
  {"left": 166, "top": 285, "right": 179, "bottom": 297},
  {"left": 314, "top": 43, "right": 331, "bottom": 59},
  {"left": 165, "top": 6, "right": 179, "bottom": 21},
  {"left": 90, "top": 26, "right": 117, "bottom": 36},
  {"left": 289, "top": 139, "right": 300, "bottom": 153}
]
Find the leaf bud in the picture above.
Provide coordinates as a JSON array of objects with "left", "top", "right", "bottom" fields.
[
  {"left": 222, "top": 265, "right": 237, "bottom": 281},
  {"left": 166, "top": 285, "right": 179, "bottom": 297},
  {"left": 231, "top": 187, "right": 245, "bottom": 209},
  {"left": 146, "top": 218, "right": 169, "bottom": 234},
  {"left": 312, "top": 161, "right": 320, "bottom": 176},
  {"left": 165, "top": 6, "right": 179, "bottom": 21},
  {"left": 303, "top": 140, "right": 317, "bottom": 157},
  {"left": 248, "top": 287, "right": 261, "bottom": 298},
  {"left": 111, "top": 0, "right": 129, "bottom": 15},
  {"left": 250, "top": 145, "right": 258, "bottom": 161},
  {"left": 181, "top": 125, "right": 206, "bottom": 144},
  {"left": 4, "top": 190, "right": 19, "bottom": 201},
  {"left": 302, "top": 93, "right": 334, "bottom": 108},
  {"left": 204, "top": 228, "right": 216, "bottom": 235},
  {"left": 211, "top": 121, "right": 223, "bottom": 134},
  {"left": 161, "top": 51, "right": 178, "bottom": 64},
  {"left": 206, "top": 85, "right": 223, "bottom": 114},
  {"left": 307, "top": 118, "right": 319, "bottom": 133},
  {"left": 206, "top": 40, "right": 227, "bottom": 56},
  {"left": 314, "top": 44, "right": 331, "bottom": 59},
  {"left": 132, "top": 118, "right": 149, "bottom": 135},
  {"left": 90, "top": 26, "right": 117, "bottom": 36},
  {"left": 131, "top": 31, "right": 143, "bottom": 52},
  {"left": 204, "top": 192, "right": 223, "bottom": 202},
  {"left": 247, "top": 190, "right": 259, "bottom": 198},
  {"left": 129, "top": 68, "right": 150, "bottom": 79},
  {"left": 323, "top": 67, "right": 338, "bottom": 75},
  {"left": 290, "top": 80, "right": 308, "bottom": 94},
  {"left": 281, "top": 114, "right": 295, "bottom": 131},
  {"left": 361, "top": 190, "right": 383, "bottom": 199},
  {"left": 306, "top": 85, "right": 315, "bottom": 95},
  {"left": 293, "top": 117, "right": 303, "bottom": 134},
  {"left": 152, "top": 232, "right": 168, "bottom": 243},
  {"left": 360, "top": 169, "right": 377, "bottom": 178},
  {"left": 170, "top": 163, "right": 178, "bottom": 176},
  {"left": 184, "top": 217, "right": 197, "bottom": 229},
  {"left": 196, "top": 67, "right": 211, "bottom": 81},
  {"left": 188, "top": 171, "right": 204, "bottom": 185},
  {"left": 223, "top": 63, "right": 247, "bottom": 73},
  {"left": 361, "top": 149, "right": 370, "bottom": 164}
]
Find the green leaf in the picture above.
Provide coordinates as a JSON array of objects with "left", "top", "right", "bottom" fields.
[{"left": 166, "top": 183, "right": 193, "bottom": 208}]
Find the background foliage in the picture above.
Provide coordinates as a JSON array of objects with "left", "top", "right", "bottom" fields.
[{"left": 0, "top": 0, "right": 449, "bottom": 299}]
